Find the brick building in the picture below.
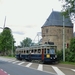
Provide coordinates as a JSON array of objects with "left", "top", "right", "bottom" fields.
[{"left": 41, "top": 11, "right": 73, "bottom": 50}]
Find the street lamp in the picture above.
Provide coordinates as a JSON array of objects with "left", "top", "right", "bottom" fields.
[
  {"left": 12, "top": 40, "right": 16, "bottom": 57},
  {"left": 12, "top": 39, "right": 13, "bottom": 57}
]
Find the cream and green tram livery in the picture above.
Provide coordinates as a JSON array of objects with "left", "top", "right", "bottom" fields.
[{"left": 15, "top": 44, "right": 57, "bottom": 63}]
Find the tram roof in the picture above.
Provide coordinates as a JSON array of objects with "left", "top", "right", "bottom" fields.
[{"left": 16, "top": 44, "right": 57, "bottom": 51}]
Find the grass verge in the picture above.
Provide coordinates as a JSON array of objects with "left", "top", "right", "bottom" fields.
[
  {"left": 60, "top": 61, "right": 75, "bottom": 65},
  {"left": 0, "top": 55, "right": 15, "bottom": 58}
]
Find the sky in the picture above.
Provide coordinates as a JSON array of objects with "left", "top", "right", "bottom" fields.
[{"left": 0, "top": 0, "right": 74, "bottom": 46}]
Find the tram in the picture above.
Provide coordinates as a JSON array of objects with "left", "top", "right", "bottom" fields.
[{"left": 15, "top": 44, "right": 57, "bottom": 63}]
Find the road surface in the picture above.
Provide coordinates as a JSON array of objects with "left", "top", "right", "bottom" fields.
[{"left": 0, "top": 57, "right": 75, "bottom": 75}]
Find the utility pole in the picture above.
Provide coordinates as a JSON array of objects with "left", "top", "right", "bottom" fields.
[{"left": 63, "top": 15, "right": 65, "bottom": 62}]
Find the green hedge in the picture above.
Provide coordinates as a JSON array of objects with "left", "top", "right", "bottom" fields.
[{"left": 56, "top": 48, "right": 75, "bottom": 62}]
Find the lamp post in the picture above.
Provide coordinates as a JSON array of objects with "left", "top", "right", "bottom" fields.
[
  {"left": 12, "top": 39, "right": 13, "bottom": 57},
  {"left": 12, "top": 39, "right": 16, "bottom": 57}
]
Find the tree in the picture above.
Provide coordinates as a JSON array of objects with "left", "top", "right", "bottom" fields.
[
  {"left": 20, "top": 37, "right": 32, "bottom": 47},
  {"left": 68, "top": 38, "right": 75, "bottom": 62},
  {"left": 58, "top": 0, "right": 75, "bottom": 62},
  {"left": 60, "top": 0, "right": 75, "bottom": 23},
  {"left": 0, "top": 27, "right": 14, "bottom": 55}
]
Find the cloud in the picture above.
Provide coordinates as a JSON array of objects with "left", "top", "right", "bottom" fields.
[
  {"left": 23, "top": 25, "right": 36, "bottom": 28},
  {"left": 13, "top": 31, "right": 25, "bottom": 35}
]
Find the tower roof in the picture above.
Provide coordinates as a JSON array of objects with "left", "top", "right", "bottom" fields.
[{"left": 42, "top": 11, "right": 73, "bottom": 27}]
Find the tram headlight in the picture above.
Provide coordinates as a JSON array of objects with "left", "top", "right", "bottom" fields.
[
  {"left": 46, "top": 54, "right": 50, "bottom": 58},
  {"left": 55, "top": 55, "right": 57, "bottom": 58},
  {"left": 53, "top": 57, "right": 55, "bottom": 59},
  {"left": 50, "top": 57, "right": 52, "bottom": 59}
]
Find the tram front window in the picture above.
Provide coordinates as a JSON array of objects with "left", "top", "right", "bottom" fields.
[
  {"left": 47, "top": 48, "right": 55, "bottom": 54},
  {"left": 50, "top": 48, "right": 55, "bottom": 54}
]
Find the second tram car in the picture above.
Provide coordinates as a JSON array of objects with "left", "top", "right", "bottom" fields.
[{"left": 15, "top": 44, "right": 57, "bottom": 63}]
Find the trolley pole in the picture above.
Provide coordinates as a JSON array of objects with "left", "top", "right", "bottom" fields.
[{"left": 63, "top": 15, "right": 65, "bottom": 62}]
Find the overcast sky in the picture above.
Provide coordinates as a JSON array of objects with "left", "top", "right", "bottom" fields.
[{"left": 0, "top": 0, "right": 74, "bottom": 45}]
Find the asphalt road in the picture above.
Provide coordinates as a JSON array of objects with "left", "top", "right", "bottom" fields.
[
  {"left": 0, "top": 60, "right": 55, "bottom": 75},
  {"left": 0, "top": 57, "right": 75, "bottom": 75}
]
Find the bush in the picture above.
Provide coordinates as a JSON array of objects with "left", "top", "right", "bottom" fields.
[
  {"left": 56, "top": 50, "right": 63, "bottom": 62},
  {"left": 56, "top": 48, "right": 75, "bottom": 62}
]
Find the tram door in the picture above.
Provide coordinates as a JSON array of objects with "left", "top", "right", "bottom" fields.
[{"left": 42, "top": 48, "right": 44, "bottom": 60}]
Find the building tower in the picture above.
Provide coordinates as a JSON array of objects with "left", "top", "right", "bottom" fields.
[{"left": 41, "top": 11, "right": 73, "bottom": 50}]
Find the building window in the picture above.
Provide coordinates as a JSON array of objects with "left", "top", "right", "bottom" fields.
[
  {"left": 42, "top": 34, "right": 45, "bottom": 37},
  {"left": 46, "top": 29, "right": 48, "bottom": 33},
  {"left": 67, "top": 29, "right": 69, "bottom": 33}
]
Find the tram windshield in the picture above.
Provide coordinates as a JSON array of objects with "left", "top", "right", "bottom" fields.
[
  {"left": 50, "top": 48, "right": 55, "bottom": 54},
  {"left": 47, "top": 48, "right": 55, "bottom": 54}
]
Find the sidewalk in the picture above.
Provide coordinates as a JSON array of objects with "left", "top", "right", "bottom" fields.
[{"left": 56, "top": 63, "right": 75, "bottom": 69}]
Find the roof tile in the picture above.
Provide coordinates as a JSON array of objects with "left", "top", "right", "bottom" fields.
[{"left": 42, "top": 11, "right": 73, "bottom": 27}]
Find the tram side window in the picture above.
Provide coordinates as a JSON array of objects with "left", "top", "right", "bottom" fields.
[
  {"left": 19, "top": 51, "right": 20, "bottom": 54},
  {"left": 38, "top": 49, "right": 41, "bottom": 53},
  {"left": 31, "top": 50, "right": 34, "bottom": 54},
  {"left": 44, "top": 48, "right": 46, "bottom": 54},
  {"left": 29, "top": 50, "right": 31, "bottom": 54},
  {"left": 24, "top": 50, "right": 25, "bottom": 53},
  {"left": 22, "top": 51, "right": 23, "bottom": 53},
  {"left": 27, "top": 50, "right": 29, "bottom": 53},
  {"left": 34, "top": 50, "right": 37, "bottom": 53},
  {"left": 31, "top": 50, "right": 33, "bottom": 53},
  {"left": 47, "top": 49, "right": 50, "bottom": 54}
]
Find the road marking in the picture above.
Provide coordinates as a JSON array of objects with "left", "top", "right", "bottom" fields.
[
  {"left": 12, "top": 61, "right": 20, "bottom": 63},
  {"left": 4, "top": 71, "right": 7, "bottom": 73},
  {"left": 71, "top": 69, "right": 75, "bottom": 72},
  {"left": 1, "top": 69, "right": 3, "bottom": 71},
  {"left": 37, "top": 64, "right": 43, "bottom": 71},
  {"left": 52, "top": 66, "right": 65, "bottom": 75},
  {"left": 18, "top": 62, "right": 25, "bottom": 65},
  {"left": 26, "top": 63, "right": 32, "bottom": 67},
  {"left": 0, "top": 69, "right": 8, "bottom": 75}
]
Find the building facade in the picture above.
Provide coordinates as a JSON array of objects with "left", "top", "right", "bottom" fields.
[{"left": 41, "top": 11, "right": 73, "bottom": 50}]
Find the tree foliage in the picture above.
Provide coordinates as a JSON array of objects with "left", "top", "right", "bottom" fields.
[
  {"left": 20, "top": 37, "right": 32, "bottom": 47},
  {"left": 68, "top": 38, "right": 75, "bottom": 62},
  {"left": 57, "top": 38, "right": 75, "bottom": 62},
  {"left": 0, "top": 27, "right": 14, "bottom": 55},
  {"left": 56, "top": 50, "right": 63, "bottom": 61},
  {"left": 58, "top": 0, "right": 75, "bottom": 62},
  {"left": 60, "top": 0, "right": 75, "bottom": 23}
]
